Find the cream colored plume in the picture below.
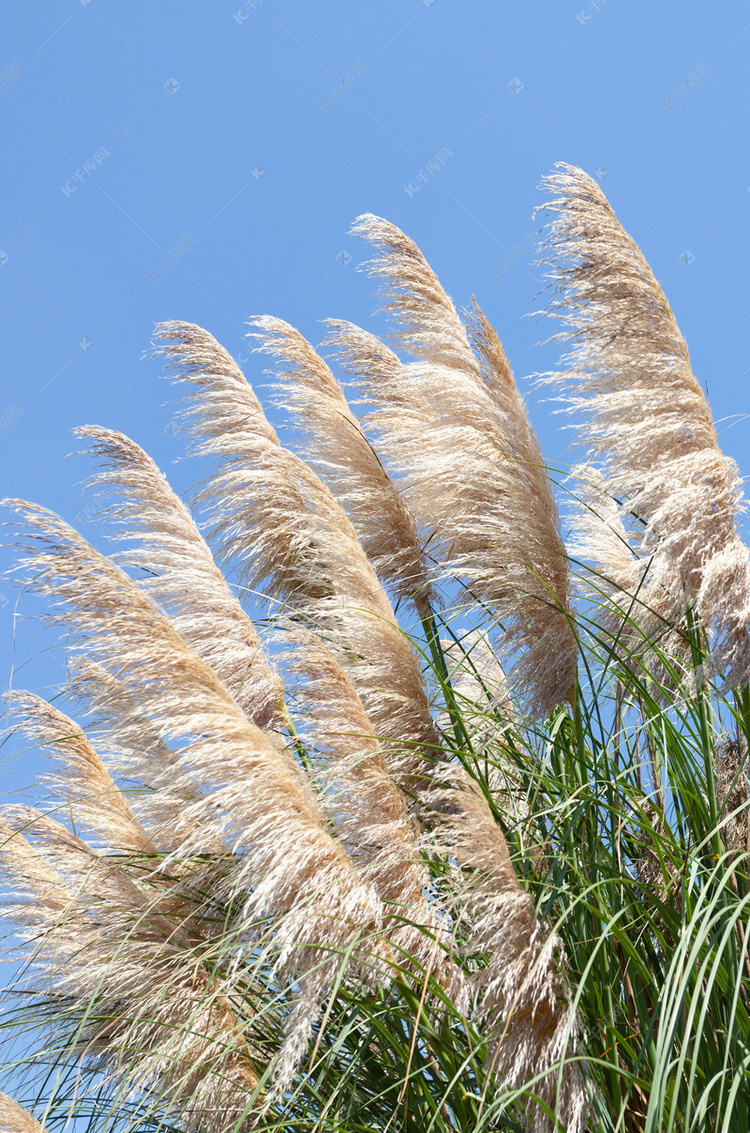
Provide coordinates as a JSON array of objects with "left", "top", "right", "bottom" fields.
[
  {"left": 539, "top": 162, "right": 750, "bottom": 685},
  {"left": 0, "top": 814, "right": 74, "bottom": 928},
  {"left": 152, "top": 321, "right": 441, "bottom": 797},
  {"left": 566, "top": 466, "right": 640, "bottom": 601},
  {"left": 0, "top": 1093, "right": 44, "bottom": 1132},
  {"left": 250, "top": 315, "right": 432, "bottom": 614},
  {"left": 347, "top": 215, "right": 576, "bottom": 716},
  {"left": 6, "top": 691, "right": 152, "bottom": 854},
  {"left": 73, "top": 425, "right": 284, "bottom": 732},
  {"left": 431, "top": 781, "right": 587, "bottom": 1132},
  {"left": 438, "top": 633, "right": 529, "bottom": 828},
  {"left": 568, "top": 465, "right": 691, "bottom": 683},
  {"left": 442, "top": 631, "right": 513, "bottom": 721},
  {"left": 279, "top": 625, "right": 457, "bottom": 982},
  {"left": 3, "top": 499, "right": 385, "bottom": 1096},
  {"left": 152, "top": 320, "right": 384, "bottom": 610},
  {"left": 0, "top": 810, "right": 261, "bottom": 1128},
  {"left": 68, "top": 658, "right": 226, "bottom": 854}
]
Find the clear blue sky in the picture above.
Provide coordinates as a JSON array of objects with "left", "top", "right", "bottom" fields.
[{"left": 1, "top": 0, "right": 749, "bottom": 777}]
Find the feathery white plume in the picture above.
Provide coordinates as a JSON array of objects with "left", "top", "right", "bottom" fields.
[
  {"left": 251, "top": 315, "right": 432, "bottom": 614},
  {"left": 567, "top": 465, "right": 691, "bottom": 684},
  {"left": 0, "top": 1093, "right": 45, "bottom": 1132},
  {"left": 279, "top": 626, "right": 457, "bottom": 982},
  {"left": 539, "top": 162, "right": 750, "bottom": 686},
  {"left": 153, "top": 320, "right": 387, "bottom": 613},
  {"left": 342, "top": 217, "right": 584, "bottom": 1121},
  {"left": 74, "top": 425, "right": 284, "bottom": 731},
  {"left": 152, "top": 321, "right": 442, "bottom": 797},
  {"left": 5, "top": 691, "right": 152, "bottom": 854},
  {"left": 67, "top": 658, "right": 223, "bottom": 854},
  {"left": 2, "top": 499, "right": 385, "bottom": 1100},
  {"left": 346, "top": 215, "right": 576, "bottom": 716},
  {"left": 434, "top": 786, "right": 587, "bottom": 1133},
  {"left": 0, "top": 808, "right": 261, "bottom": 1128}
]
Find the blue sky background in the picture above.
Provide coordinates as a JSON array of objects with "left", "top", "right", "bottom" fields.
[{"left": 1, "top": 0, "right": 749, "bottom": 1110}]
